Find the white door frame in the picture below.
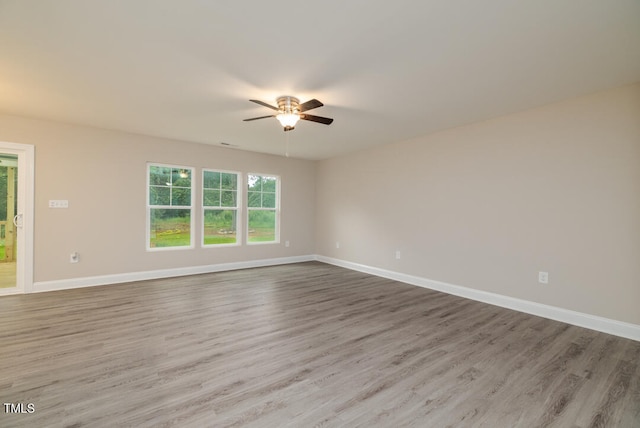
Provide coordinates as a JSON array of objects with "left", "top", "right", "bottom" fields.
[{"left": 0, "top": 141, "right": 34, "bottom": 295}]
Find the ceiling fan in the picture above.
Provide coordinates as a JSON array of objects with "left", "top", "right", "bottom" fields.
[{"left": 243, "top": 96, "right": 334, "bottom": 132}]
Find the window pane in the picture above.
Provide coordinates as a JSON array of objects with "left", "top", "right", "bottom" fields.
[
  {"left": 172, "top": 168, "right": 192, "bottom": 187},
  {"left": 204, "top": 171, "right": 220, "bottom": 189},
  {"left": 248, "top": 210, "right": 276, "bottom": 243},
  {"left": 221, "top": 173, "right": 237, "bottom": 190},
  {"left": 247, "top": 191, "right": 261, "bottom": 208},
  {"left": 171, "top": 188, "right": 191, "bottom": 206},
  {"left": 203, "top": 189, "right": 220, "bottom": 207},
  {"left": 204, "top": 209, "right": 237, "bottom": 245},
  {"left": 221, "top": 190, "right": 237, "bottom": 207},
  {"left": 149, "top": 166, "right": 171, "bottom": 186},
  {"left": 149, "top": 186, "right": 170, "bottom": 205},
  {"left": 247, "top": 174, "right": 260, "bottom": 191},
  {"left": 262, "top": 192, "right": 276, "bottom": 208},
  {"left": 149, "top": 208, "right": 191, "bottom": 248},
  {"left": 262, "top": 176, "right": 277, "bottom": 192}
]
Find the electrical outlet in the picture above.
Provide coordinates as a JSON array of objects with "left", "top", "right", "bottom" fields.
[
  {"left": 395, "top": 250, "right": 401, "bottom": 259},
  {"left": 285, "top": 240, "right": 290, "bottom": 247},
  {"left": 70, "top": 252, "right": 79, "bottom": 263},
  {"left": 538, "top": 271, "right": 549, "bottom": 284},
  {"left": 336, "top": 241, "right": 340, "bottom": 249}
]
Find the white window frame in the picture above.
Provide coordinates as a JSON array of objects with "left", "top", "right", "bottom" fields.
[
  {"left": 202, "top": 169, "right": 242, "bottom": 247},
  {"left": 146, "top": 162, "right": 195, "bottom": 251},
  {"left": 246, "top": 173, "right": 280, "bottom": 245}
]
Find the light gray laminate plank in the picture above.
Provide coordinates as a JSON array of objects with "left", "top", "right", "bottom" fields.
[{"left": 0, "top": 262, "right": 638, "bottom": 427}]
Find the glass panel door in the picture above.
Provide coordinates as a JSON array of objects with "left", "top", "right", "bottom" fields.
[{"left": 0, "top": 154, "right": 18, "bottom": 290}]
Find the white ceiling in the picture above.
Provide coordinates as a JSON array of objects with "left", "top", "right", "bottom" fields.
[{"left": 1, "top": 1, "right": 639, "bottom": 160}]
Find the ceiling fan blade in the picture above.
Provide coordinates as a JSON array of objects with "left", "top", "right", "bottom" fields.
[
  {"left": 300, "top": 114, "right": 333, "bottom": 125},
  {"left": 243, "top": 115, "right": 275, "bottom": 121},
  {"left": 298, "top": 98, "right": 323, "bottom": 112},
  {"left": 249, "top": 99, "right": 279, "bottom": 110}
]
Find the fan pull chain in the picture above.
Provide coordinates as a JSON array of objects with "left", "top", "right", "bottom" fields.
[{"left": 285, "top": 131, "right": 290, "bottom": 157}]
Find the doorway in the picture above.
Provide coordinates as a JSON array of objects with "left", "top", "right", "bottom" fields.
[{"left": 0, "top": 142, "right": 34, "bottom": 295}]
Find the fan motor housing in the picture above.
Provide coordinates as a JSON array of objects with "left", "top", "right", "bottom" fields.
[{"left": 277, "top": 96, "right": 300, "bottom": 113}]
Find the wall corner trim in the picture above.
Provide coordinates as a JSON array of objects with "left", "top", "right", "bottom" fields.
[
  {"left": 33, "top": 255, "right": 315, "bottom": 293},
  {"left": 315, "top": 255, "right": 640, "bottom": 342}
]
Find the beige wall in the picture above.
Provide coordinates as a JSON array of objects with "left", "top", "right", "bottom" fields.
[
  {"left": 1, "top": 83, "right": 638, "bottom": 326},
  {"left": 316, "top": 83, "right": 640, "bottom": 325},
  {"left": 0, "top": 114, "right": 316, "bottom": 282}
]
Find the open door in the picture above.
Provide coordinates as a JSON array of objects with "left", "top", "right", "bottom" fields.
[{"left": 0, "top": 142, "right": 34, "bottom": 295}]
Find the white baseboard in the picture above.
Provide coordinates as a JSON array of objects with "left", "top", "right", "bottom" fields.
[
  {"left": 33, "top": 255, "right": 315, "bottom": 293},
  {"left": 316, "top": 255, "right": 640, "bottom": 342},
  {"left": 31, "top": 254, "right": 640, "bottom": 342}
]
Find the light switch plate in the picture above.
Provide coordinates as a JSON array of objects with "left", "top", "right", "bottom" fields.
[{"left": 49, "top": 200, "right": 69, "bottom": 208}]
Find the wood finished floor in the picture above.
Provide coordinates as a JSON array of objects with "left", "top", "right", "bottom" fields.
[{"left": 0, "top": 262, "right": 638, "bottom": 427}]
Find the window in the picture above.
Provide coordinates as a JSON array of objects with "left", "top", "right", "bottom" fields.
[
  {"left": 147, "top": 164, "right": 194, "bottom": 249},
  {"left": 203, "top": 170, "right": 240, "bottom": 246},
  {"left": 247, "top": 174, "right": 279, "bottom": 244}
]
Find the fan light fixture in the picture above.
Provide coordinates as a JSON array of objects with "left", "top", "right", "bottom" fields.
[{"left": 276, "top": 112, "right": 300, "bottom": 128}]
